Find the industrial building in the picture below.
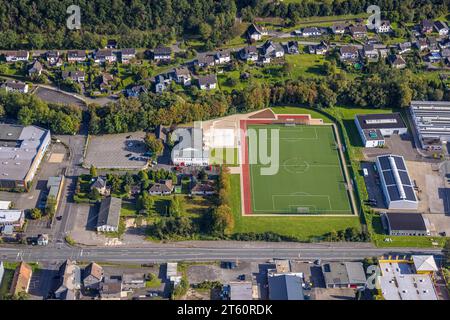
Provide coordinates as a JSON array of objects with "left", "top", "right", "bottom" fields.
[
  {"left": 171, "top": 127, "right": 209, "bottom": 166},
  {"left": 0, "top": 124, "right": 51, "bottom": 190},
  {"left": 376, "top": 155, "right": 419, "bottom": 210},
  {"left": 382, "top": 212, "right": 431, "bottom": 236},
  {"left": 322, "top": 262, "right": 366, "bottom": 289},
  {"left": 96, "top": 197, "right": 121, "bottom": 233},
  {"left": 410, "top": 100, "right": 450, "bottom": 150},
  {"left": 354, "top": 113, "right": 407, "bottom": 147},
  {"left": 378, "top": 256, "right": 438, "bottom": 300}
]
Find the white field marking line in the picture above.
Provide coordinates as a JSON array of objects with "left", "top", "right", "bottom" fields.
[{"left": 272, "top": 194, "right": 332, "bottom": 209}]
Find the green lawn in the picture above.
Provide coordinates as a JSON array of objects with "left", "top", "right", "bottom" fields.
[
  {"left": 247, "top": 124, "right": 352, "bottom": 215},
  {"left": 285, "top": 53, "right": 326, "bottom": 79},
  {"left": 230, "top": 175, "right": 360, "bottom": 241},
  {"left": 210, "top": 148, "right": 239, "bottom": 166},
  {"left": 121, "top": 200, "right": 138, "bottom": 216}
]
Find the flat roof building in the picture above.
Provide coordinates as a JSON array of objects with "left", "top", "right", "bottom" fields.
[
  {"left": 0, "top": 124, "right": 51, "bottom": 190},
  {"left": 355, "top": 113, "right": 407, "bottom": 148},
  {"left": 410, "top": 100, "right": 450, "bottom": 150},
  {"left": 322, "top": 262, "right": 366, "bottom": 288},
  {"left": 382, "top": 212, "right": 430, "bottom": 236},
  {"left": 171, "top": 127, "right": 209, "bottom": 166},
  {"left": 376, "top": 155, "right": 418, "bottom": 210},
  {"left": 229, "top": 281, "right": 253, "bottom": 300},
  {"left": 0, "top": 210, "right": 25, "bottom": 228},
  {"left": 267, "top": 273, "right": 304, "bottom": 300},
  {"left": 378, "top": 259, "right": 438, "bottom": 300}
]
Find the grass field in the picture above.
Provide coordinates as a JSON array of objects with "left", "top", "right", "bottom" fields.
[
  {"left": 230, "top": 175, "right": 360, "bottom": 241},
  {"left": 247, "top": 124, "right": 352, "bottom": 215}
]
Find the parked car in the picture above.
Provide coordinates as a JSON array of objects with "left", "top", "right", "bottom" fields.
[{"left": 125, "top": 153, "right": 132, "bottom": 157}]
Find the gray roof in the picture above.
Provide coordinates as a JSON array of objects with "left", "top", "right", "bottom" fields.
[
  {"left": 377, "top": 155, "right": 417, "bottom": 202},
  {"left": 97, "top": 197, "right": 121, "bottom": 229},
  {"left": 323, "top": 262, "right": 366, "bottom": 286},
  {"left": 0, "top": 124, "right": 50, "bottom": 181},
  {"left": 198, "top": 74, "right": 217, "bottom": 86},
  {"left": 229, "top": 282, "right": 253, "bottom": 300},
  {"left": 385, "top": 212, "right": 427, "bottom": 231},
  {"left": 92, "top": 176, "right": 106, "bottom": 189},
  {"left": 268, "top": 274, "right": 304, "bottom": 300}
]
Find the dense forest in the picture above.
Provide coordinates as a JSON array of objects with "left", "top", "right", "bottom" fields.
[
  {"left": 0, "top": 0, "right": 237, "bottom": 49},
  {"left": 0, "top": 0, "right": 449, "bottom": 50}
]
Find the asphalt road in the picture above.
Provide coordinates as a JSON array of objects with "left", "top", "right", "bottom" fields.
[{"left": 0, "top": 245, "right": 443, "bottom": 264}]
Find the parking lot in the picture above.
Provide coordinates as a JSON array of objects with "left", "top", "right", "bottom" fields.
[
  {"left": 84, "top": 132, "right": 149, "bottom": 169},
  {"left": 34, "top": 87, "right": 84, "bottom": 108}
]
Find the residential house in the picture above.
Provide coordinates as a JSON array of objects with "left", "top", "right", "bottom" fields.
[
  {"left": 1, "top": 81, "right": 29, "bottom": 94},
  {"left": 376, "top": 20, "right": 391, "bottom": 33},
  {"left": 172, "top": 67, "right": 192, "bottom": 86},
  {"left": 96, "top": 197, "right": 121, "bottom": 233},
  {"left": 286, "top": 41, "right": 299, "bottom": 54},
  {"left": 322, "top": 262, "right": 366, "bottom": 289},
  {"left": 46, "top": 51, "right": 61, "bottom": 66},
  {"left": 439, "top": 38, "right": 450, "bottom": 49},
  {"left": 106, "top": 39, "right": 118, "bottom": 49},
  {"left": 100, "top": 276, "right": 122, "bottom": 300},
  {"left": 54, "top": 260, "right": 81, "bottom": 300},
  {"left": 83, "top": 262, "right": 104, "bottom": 290},
  {"left": 428, "top": 37, "right": 440, "bottom": 53},
  {"left": 421, "top": 20, "right": 434, "bottom": 34},
  {"left": 10, "top": 262, "right": 32, "bottom": 296},
  {"left": 122, "top": 273, "right": 146, "bottom": 291},
  {"left": 331, "top": 24, "right": 347, "bottom": 35},
  {"left": 120, "top": 48, "right": 136, "bottom": 64},
  {"left": 149, "top": 180, "right": 174, "bottom": 196},
  {"left": 261, "top": 40, "right": 285, "bottom": 59},
  {"left": 91, "top": 176, "right": 109, "bottom": 196},
  {"left": 310, "top": 41, "right": 329, "bottom": 55},
  {"left": 362, "top": 44, "right": 379, "bottom": 61},
  {"left": 37, "top": 234, "right": 49, "bottom": 246},
  {"left": 154, "top": 75, "right": 169, "bottom": 94},
  {"left": 28, "top": 60, "right": 43, "bottom": 77},
  {"left": 153, "top": 46, "right": 172, "bottom": 61},
  {"left": 441, "top": 48, "right": 450, "bottom": 60},
  {"left": 302, "top": 27, "right": 321, "bottom": 37},
  {"left": 67, "top": 50, "right": 86, "bottom": 63},
  {"left": 99, "top": 73, "right": 114, "bottom": 92},
  {"left": 214, "top": 50, "right": 232, "bottom": 64},
  {"left": 198, "top": 74, "right": 217, "bottom": 90},
  {"left": 398, "top": 42, "right": 412, "bottom": 54},
  {"left": 126, "top": 85, "right": 148, "bottom": 98},
  {"left": 94, "top": 49, "right": 117, "bottom": 64},
  {"left": 195, "top": 55, "right": 215, "bottom": 68},
  {"left": 434, "top": 21, "right": 449, "bottom": 36},
  {"left": 62, "top": 70, "right": 85, "bottom": 83},
  {"left": 389, "top": 54, "right": 407, "bottom": 69},
  {"left": 349, "top": 25, "right": 367, "bottom": 38},
  {"left": 239, "top": 46, "right": 259, "bottom": 62},
  {"left": 340, "top": 46, "right": 359, "bottom": 61},
  {"left": 415, "top": 39, "right": 428, "bottom": 51},
  {"left": 425, "top": 52, "right": 442, "bottom": 63},
  {"left": 4, "top": 51, "right": 29, "bottom": 62},
  {"left": 191, "top": 181, "right": 216, "bottom": 195},
  {"left": 247, "top": 23, "right": 267, "bottom": 41}
]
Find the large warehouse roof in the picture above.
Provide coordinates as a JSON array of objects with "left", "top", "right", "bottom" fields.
[
  {"left": 385, "top": 213, "right": 427, "bottom": 231},
  {"left": 377, "top": 155, "right": 417, "bottom": 203},
  {"left": 410, "top": 101, "right": 450, "bottom": 143},
  {"left": 0, "top": 124, "right": 50, "bottom": 181}
]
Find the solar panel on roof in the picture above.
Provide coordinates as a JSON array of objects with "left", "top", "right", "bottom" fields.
[
  {"left": 403, "top": 186, "right": 417, "bottom": 201},
  {"left": 379, "top": 156, "right": 391, "bottom": 171},
  {"left": 394, "top": 156, "right": 406, "bottom": 170},
  {"left": 398, "top": 170, "right": 411, "bottom": 186},
  {"left": 383, "top": 171, "right": 396, "bottom": 185},
  {"left": 387, "top": 185, "right": 401, "bottom": 201}
]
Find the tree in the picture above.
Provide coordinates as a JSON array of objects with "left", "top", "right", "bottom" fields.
[
  {"left": 211, "top": 205, "right": 234, "bottom": 235},
  {"left": 444, "top": 238, "right": 450, "bottom": 267},
  {"left": 29, "top": 208, "right": 42, "bottom": 220},
  {"left": 45, "top": 196, "right": 57, "bottom": 217},
  {"left": 169, "top": 196, "right": 185, "bottom": 217},
  {"left": 138, "top": 192, "right": 154, "bottom": 213},
  {"left": 89, "top": 188, "right": 101, "bottom": 201},
  {"left": 144, "top": 134, "right": 164, "bottom": 157},
  {"left": 90, "top": 165, "right": 98, "bottom": 178}
]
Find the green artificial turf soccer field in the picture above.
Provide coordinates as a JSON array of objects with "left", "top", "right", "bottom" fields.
[{"left": 247, "top": 124, "right": 353, "bottom": 215}]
